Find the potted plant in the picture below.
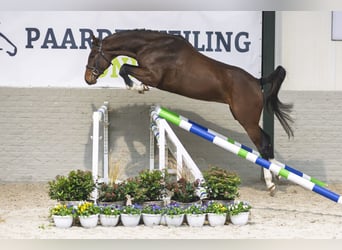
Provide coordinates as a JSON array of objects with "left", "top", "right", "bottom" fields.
[
  {"left": 120, "top": 204, "right": 142, "bottom": 227},
  {"left": 167, "top": 178, "right": 200, "bottom": 207},
  {"left": 141, "top": 204, "right": 163, "bottom": 226},
  {"left": 227, "top": 200, "right": 252, "bottom": 225},
  {"left": 205, "top": 201, "right": 228, "bottom": 227},
  {"left": 184, "top": 204, "right": 206, "bottom": 227},
  {"left": 49, "top": 203, "right": 75, "bottom": 228},
  {"left": 99, "top": 205, "right": 121, "bottom": 227},
  {"left": 76, "top": 201, "right": 100, "bottom": 228},
  {"left": 119, "top": 170, "right": 165, "bottom": 206},
  {"left": 122, "top": 177, "right": 146, "bottom": 204},
  {"left": 48, "top": 170, "right": 95, "bottom": 203},
  {"left": 164, "top": 202, "right": 185, "bottom": 227},
  {"left": 138, "top": 169, "right": 165, "bottom": 203},
  {"left": 203, "top": 166, "right": 241, "bottom": 204},
  {"left": 97, "top": 182, "right": 126, "bottom": 207}
]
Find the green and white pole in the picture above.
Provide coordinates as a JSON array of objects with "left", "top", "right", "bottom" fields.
[{"left": 153, "top": 106, "right": 341, "bottom": 204}]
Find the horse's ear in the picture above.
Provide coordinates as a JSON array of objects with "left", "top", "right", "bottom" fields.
[{"left": 91, "top": 34, "right": 99, "bottom": 46}]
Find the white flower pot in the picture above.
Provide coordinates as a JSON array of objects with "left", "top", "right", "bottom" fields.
[
  {"left": 229, "top": 212, "right": 249, "bottom": 225},
  {"left": 100, "top": 214, "right": 120, "bottom": 227},
  {"left": 160, "top": 214, "right": 167, "bottom": 225},
  {"left": 52, "top": 215, "right": 73, "bottom": 228},
  {"left": 120, "top": 214, "right": 141, "bottom": 227},
  {"left": 79, "top": 214, "right": 99, "bottom": 228},
  {"left": 165, "top": 214, "right": 184, "bottom": 227},
  {"left": 186, "top": 214, "right": 206, "bottom": 227},
  {"left": 142, "top": 213, "right": 162, "bottom": 226},
  {"left": 207, "top": 213, "right": 227, "bottom": 227}
]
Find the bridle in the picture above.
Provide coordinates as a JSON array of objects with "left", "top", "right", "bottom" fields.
[{"left": 86, "top": 39, "right": 113, "bottom": 77}]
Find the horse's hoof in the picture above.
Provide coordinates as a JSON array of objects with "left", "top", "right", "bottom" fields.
[
  {"left": 268, "top": 184, "right": 277, "bottom": 197},
  {"left": 137, "top": 85, "right": 149, "bottom": 94}
]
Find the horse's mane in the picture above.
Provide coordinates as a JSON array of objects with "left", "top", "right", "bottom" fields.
[{"left": 117, "top": 29, "right": 186, "bottom": 41}]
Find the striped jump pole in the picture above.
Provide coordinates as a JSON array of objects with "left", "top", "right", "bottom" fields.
[
  {"left": 154, "top": 106, "right": 342, "bottom": 204},
  {"left": 159, "top": 107, "right": 326, "bottom": 188}
]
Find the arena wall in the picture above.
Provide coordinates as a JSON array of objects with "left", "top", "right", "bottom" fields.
[
  {"left": 0, "top": 88, "right": 341, "bottom": 185},
  {"left": 276, "top": 11, "right": 342, "bottom": 91}
]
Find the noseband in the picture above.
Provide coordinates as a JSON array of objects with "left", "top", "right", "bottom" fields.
[{"left": 86, "top": 39, "right": 113, "bottom": 77}]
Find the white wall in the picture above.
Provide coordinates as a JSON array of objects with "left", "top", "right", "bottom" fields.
[{"left": 275, "top": 11, "right": 342, "bottom": 91}]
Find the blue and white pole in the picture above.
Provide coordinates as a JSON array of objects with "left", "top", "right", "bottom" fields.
[
  {"left": 174, "top": 110, "right": 326, "bottom": 187},
  {"left": 154, "top": 106, "right": 342, "bottom": 204}
]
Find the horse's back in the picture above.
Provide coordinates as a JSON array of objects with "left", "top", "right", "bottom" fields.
[{"left": 135, "top": 31, "right": 262, "bottom": 105}]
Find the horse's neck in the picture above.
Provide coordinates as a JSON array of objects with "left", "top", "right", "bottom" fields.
[{"left": 103, "top": 32, "right": 148, "bottom": 58}]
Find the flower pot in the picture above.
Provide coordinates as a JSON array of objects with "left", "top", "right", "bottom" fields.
[
  {"left": 142, "top": 201, "right": 164, "bottom": 208},
  {"left": 160, "top": 214, "right": 167, "bottom": 225},
  {"left": 99, "top": 214, "right": 120, "bottom": 227},
  {"left": 207, "top": 213, "right": 227, "bottom": 227},
  {"left": 165, "top": 214, "right": 184, "bottom": 227},
  {"left": 79, "top": 214, "right": 99, "bottom": 228},
  {"left": 175, "top": 200, "right": 202, "bottom": 209},
  {"left": 142, "top": 213, "right": 162, "bottom": 226},
  {"left": 121, "top": 214, "right": 141, "bottom": 227},
  {"left": 186, "top": 214, "right": 206, "bottom": 227},
  {"left": 52, "top": 215, "right": 73, "bottom": 228},
  {"left": 202, "top": 200, "right": 233, "bottom": 207},
  {"left": 229, "top": 212, "right": 249, "bottom": 225},
  {"left": 98, "top": 201, "right": 125, "bottom": 208}
]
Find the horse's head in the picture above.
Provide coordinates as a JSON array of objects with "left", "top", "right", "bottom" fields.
[{"left": 84, "top": 35, "right": 112, "bottom": 85}]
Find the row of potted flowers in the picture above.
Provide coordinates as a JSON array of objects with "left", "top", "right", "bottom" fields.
[
  {"left": 50, "top": 200, "right": 252, "bottom": 228},
  {"left": 48, "top": 167, "right": 242, "bottom": 205}
]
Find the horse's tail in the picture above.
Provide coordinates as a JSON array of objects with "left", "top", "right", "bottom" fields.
[{"left": 261, "top": 65, "right": 294, "bottom": 138}]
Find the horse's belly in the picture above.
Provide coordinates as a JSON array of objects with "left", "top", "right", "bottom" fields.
[{"left": 158, "top": 81, "right": 226, "bottom": 104}]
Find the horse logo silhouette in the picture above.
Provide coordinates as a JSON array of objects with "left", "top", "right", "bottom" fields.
[{"left": 0, "top": 32, "right": 17, "bottom": 57}]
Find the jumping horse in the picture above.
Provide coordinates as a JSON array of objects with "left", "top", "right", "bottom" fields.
[{"left": 85, "top": 30, "right": 294, "bottom": 195}]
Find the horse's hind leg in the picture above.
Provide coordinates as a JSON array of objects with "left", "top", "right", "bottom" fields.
[
  {"left": 229, "top": 97, "right": 276, "bottom": 195},
  {"left": 259, "top": 128, "right": 277, "bottom": 196},
  {"left": 241, "top": 125, "right": 276, "bottom": 195},
  {"left": 260, "top": 128, "right": 274, "bottom": 159}
]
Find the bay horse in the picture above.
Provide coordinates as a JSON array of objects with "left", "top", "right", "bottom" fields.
[{"left": 85, "top": 29, "right": 293, "bottom": 195}]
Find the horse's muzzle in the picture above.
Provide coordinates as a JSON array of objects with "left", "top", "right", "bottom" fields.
[{"left": 84, "top": 69, "right": 97, "bottom": 85}]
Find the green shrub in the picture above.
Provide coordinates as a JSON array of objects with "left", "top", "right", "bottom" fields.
[
  {"left": 137, "top": 169, "right": 164, "bottom": 201},
  {"left": 203, "top": 166, "right": 241, "bottom": 200},
  {"left": 98, "top": 182, "right": 126, "bottom": 202},
  {"left": 98, "top": 169, "right": 181, "bottom": 204},
  {"left": 48, "top": 170, "right": 95, "bottom": 201},
  {"left": 167, "top": 178, "right": 200, "bottom": 203}
]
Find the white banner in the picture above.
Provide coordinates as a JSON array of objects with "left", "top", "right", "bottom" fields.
[{"left": 0, "top": 11, "right": 262, "bottom": 88}]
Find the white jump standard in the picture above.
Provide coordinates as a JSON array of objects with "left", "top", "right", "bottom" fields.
[{"left": 91, "top": 102, "right": 109, "bottom": 202}]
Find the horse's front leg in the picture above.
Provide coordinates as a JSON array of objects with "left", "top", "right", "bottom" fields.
[
  {"left": 119, "top": 64, "right": 152, "bottom": 93},
  {"left": 129, "top": 83, "right": 149, "bottom": 94}
]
